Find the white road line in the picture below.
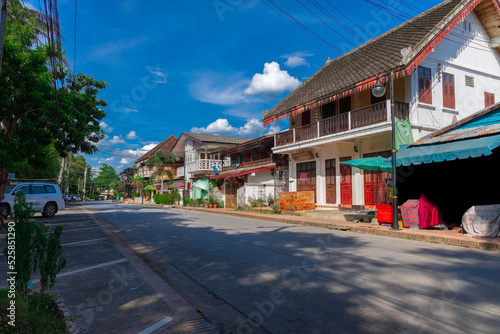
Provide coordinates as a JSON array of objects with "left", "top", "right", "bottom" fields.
[
  {"left": 61, "top": 237, "right": 108, "bottom": 246},
  {"left": 60, "top": 227, "right": 99, "bottom": 233},
  {"left": 137, "top": 316, "right": 173, "bottom": 334},
  {"left": 31, "top": 259, "right": 128, "bottom": 283}
]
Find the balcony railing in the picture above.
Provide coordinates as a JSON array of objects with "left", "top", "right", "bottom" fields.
[
  {"left": 222, "top": 157, "right": 273, "bottom": 172},
  {"left": 177, "top": 158, "right": 231, "bottom": 177},
  {"left": 275, "top": 100, "right": 409, "bottom": 147}
]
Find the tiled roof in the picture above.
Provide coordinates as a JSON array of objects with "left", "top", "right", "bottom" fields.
[
  {"left": 135, "top": 135, "right": 178, "bottom": 163},
  {"left": 263, "top": 0, "right": 472, "bottom": 122},
  {"left": 184, "top": 132, "right": 250, "bottom": 144}
]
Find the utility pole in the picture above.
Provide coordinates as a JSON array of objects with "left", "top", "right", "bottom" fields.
[
  {"left": 83, "top": 167, "right": 87, "bottom": 200},
  {"left": 65, "top": 161, "right": 71, "bottom": 196},
  {"left": 0, "top": 0, "right": 8, "bottom": 75}
]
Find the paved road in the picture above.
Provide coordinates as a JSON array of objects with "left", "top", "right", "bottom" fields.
[
  {"left": 0, "top": 204, "right": 211, "bottom": 333},
  {"left": 84, "top": 202, "right": 500, "bottom": 334}
]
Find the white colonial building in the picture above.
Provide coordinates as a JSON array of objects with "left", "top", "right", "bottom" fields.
[{"left": 264, "top": 0, "right": 500, "bottom": 211}]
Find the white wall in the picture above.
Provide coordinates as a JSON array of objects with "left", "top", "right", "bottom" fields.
[{"left": 410, "top": 11, "right": 500, "bottom": 140}]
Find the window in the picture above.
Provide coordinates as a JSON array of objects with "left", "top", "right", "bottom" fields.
[
  {"left": 465, "top": 75, "right": 474, "bottom": 87},
  {"left": 322, "top": 101, "right": 336, "bottom": 119},
  {"left": 442, "top": 73, "right": 455, "bottom": 109},
  {"left": 17, "top": 186, "right": 31, "bottom": 195},
  {"left": 301, "top": 110, "right": 311, "bottom": 126},
  {"left": 44, "top": 185, "right": 56, "bottom": 194},
  {"left": 32, "top": 186, "right": 44, "bottom": 194},
  {"left": 418, "top": 66, "right": 432, "bottom": 104},
  {"left": 485, "top": 92, "right": 495, "bottom": 108}
]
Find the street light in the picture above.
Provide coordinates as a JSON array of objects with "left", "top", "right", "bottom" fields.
[
  {"left": 175, "top": 153, "right": 187, "bottom": 207},
  {"left": 372, "top": 72, "right": 400, "bottom": 231}
]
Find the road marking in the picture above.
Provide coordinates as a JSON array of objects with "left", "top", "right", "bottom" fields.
[
  {"left": 60, "top": 227, "right": 99, "bottom": 233},
  {"left": 61, "top": 237, "right": 108, "bottom": 246},
  {"left": 31, "top": 258, "right": 128, "bottom": 282},
  {"left": 137, "top": 316, "right": 173, "bottom": 334}
]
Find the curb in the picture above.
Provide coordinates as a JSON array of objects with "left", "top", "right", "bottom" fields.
[{"left": 55, "top": 299, "right": 79, "bottom": 334}]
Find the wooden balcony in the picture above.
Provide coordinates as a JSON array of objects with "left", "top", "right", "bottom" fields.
[
  {"left": 177, "top": 158, "right": 231, "bottom": 177},
  {"left": 275, "top": 100, "right": 409, "bottom": 147},
  {"left": 222, "top": 157, "right": 273, "bottom": 172}
]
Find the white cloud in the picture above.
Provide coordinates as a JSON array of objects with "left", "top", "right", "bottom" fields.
[
  {"left": 108, "top": 135, "right": 126, "bottom": 144},
  {"left": 98, "top": 157, "right": 115, "bottom": 164},
  {"left": 244, "top": 62, "right": 300, "bottom": 95},
  {"left": 266, "top": 125, "right": 282, "bottom": 135},
  {"left": 284, "top": 56, "right": 309, "bottom": 68},
  {"left": 119, "top": 158, "right": 133, "bottom": 165},
  {"left": 238, "top": 118, "right": 265, "bottom": 136},
  {"left": 121, "top": 108, "right": 139, "bottom": 113},
  {"left": 191, "top": 118, "right": 277, "bottom": 137},
  {"left": 191, "top": 119, "right": 237, "bottom": 135},
  {"left": 100, "top": 121, "right": 113, "bottom": 133},
  {"left": 189, "top": 71, "right": 249, "bottom": 105},
  {"left": 126, "top": 131, "right": 138, "bottom": 139}
]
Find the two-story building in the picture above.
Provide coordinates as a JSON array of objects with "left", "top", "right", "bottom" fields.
[
  {"left": 209, "top": 134, "right": 289, "bottom": 208},
  {"left": 134, "top": 134, "right": 178, "bottom": 190},
  {"left": 263, "top": 0, "right": 500, "bottom": 211},
  {"left": 119, "top": 166, "right": 135, "bottom": 198},
  {"left": 171, "top": 132, "right": 249, "bottom": 200}
]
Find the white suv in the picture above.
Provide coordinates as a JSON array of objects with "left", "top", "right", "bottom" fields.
[{"left": 0, "top": 182, "right": 65, "bottom": 218}]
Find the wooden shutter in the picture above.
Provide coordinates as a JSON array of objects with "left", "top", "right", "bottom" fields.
[
  {"left": 442, "top": 73, "right": 455, "bottom": 109},
  {"left": 418, "top": 66, "right": 432, "bottom": 104},
  {"left": 485, "top": 92, "right": 495, "bottom": 108}
]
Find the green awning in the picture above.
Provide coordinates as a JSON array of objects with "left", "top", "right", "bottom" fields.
[
  {"left": 393, "top": 134, "right": 500, "bottom": 166},
  {"left": 341, "top": 157, "right": 392, "bottom": 173}
]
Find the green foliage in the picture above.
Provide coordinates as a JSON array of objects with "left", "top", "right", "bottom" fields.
[
  {"left": 4, "top": 192, "right": 35, "bottom": 297},
  {"left": 118, "top": 192, "right": 125, "bottom": 198},
  {"left": 93, "top": 164, "right": 120, "bottom": 191},
  {"left": 153, "top": 192, "right": 181, "bottom": 205},
  {"left": 188, "top": 199, "right": 204, "bottom": 207},
  {"left": 267, "top": 195, "right": 275, "bottom": 207},
  {"left": 0, "top": 21, "right": 107, "bottom": 201},
  {"left": 0, "top": 289, "right": 68, "bottom": 333},
  {"left": 16, "top": 142, "right": 61, "bottom": 181},
  {"left": 2, "top": 192, "right": 66, "bottom": 301},
  {"left": 37, "top": 226, "right": 66, "bottom": 296}
]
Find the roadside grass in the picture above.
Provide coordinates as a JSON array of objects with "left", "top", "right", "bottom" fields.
[{"left": 0, "top": 289, "right": 68, "bottom": 334}]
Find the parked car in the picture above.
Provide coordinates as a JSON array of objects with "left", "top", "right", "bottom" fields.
[
  {"left": 0, "top": 182, "right": 65, "bottom": 217},
  {"left": 97, "top": 195, "right": 105, "bottom": 201}
]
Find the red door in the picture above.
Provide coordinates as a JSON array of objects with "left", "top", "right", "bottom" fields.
[
  {"left": 340, "top": 157, "right": 352, "bottom": 207},
  {"left": 325, "top": 159, "right": 336, "bottom": 204},
  {"left": 363, "top": 152, "right": 391, "bottom": 208}
]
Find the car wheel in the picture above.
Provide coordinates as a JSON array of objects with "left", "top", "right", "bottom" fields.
[
  {"left": 42, "top": 202, "right": 57, "bottom": 218},
  {"left": 0, "top": 203, "right": 10, "bottom": 216}
]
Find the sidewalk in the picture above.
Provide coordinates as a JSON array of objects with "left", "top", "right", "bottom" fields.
[{"left": 128, "top": 202, "right": 500, "bottom": 252}]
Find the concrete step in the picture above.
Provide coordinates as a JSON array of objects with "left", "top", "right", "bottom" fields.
[{"left": 303, "top": 209, "right": 376, "bottom": 223}]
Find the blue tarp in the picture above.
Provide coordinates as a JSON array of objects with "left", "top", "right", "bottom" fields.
[{"left": 391, "top": 133, "right": 500, "bottom": 166}]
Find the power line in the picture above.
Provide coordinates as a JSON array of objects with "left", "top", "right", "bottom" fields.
[
  {"left": 323, "top": 0, "right": 374, "bottom": 39},
  {"left": 296, "top": 0, "right": 357, "bottom": 47},
  {"left": 260, "top": 0, "right": 343, "bottom": 54}
]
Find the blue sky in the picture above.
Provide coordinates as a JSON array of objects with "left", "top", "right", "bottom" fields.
[{"left": 30, "top": 0, "right": 441, "bottom": 172}]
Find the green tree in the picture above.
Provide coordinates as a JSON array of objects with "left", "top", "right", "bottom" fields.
[
  {"left": 16, "top": 141, "right": 61, "bottom": 181},
  {"left": 93, "top": 164, "right": 120, "bottom": 191},
  {"left": 0, "top": 22, "right": 107, "bottom": 201},
  {"left": 146, "top": 151, "right": 176, "bottom": 193}
]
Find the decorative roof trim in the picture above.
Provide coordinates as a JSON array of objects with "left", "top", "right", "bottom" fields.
[{"left": 263, "top": 0, "right": 485, "bottom": 126}]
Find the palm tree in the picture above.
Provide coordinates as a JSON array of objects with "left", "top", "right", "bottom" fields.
[{"left": 146, "top": 152, "right": 176, "bottom": 194}]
